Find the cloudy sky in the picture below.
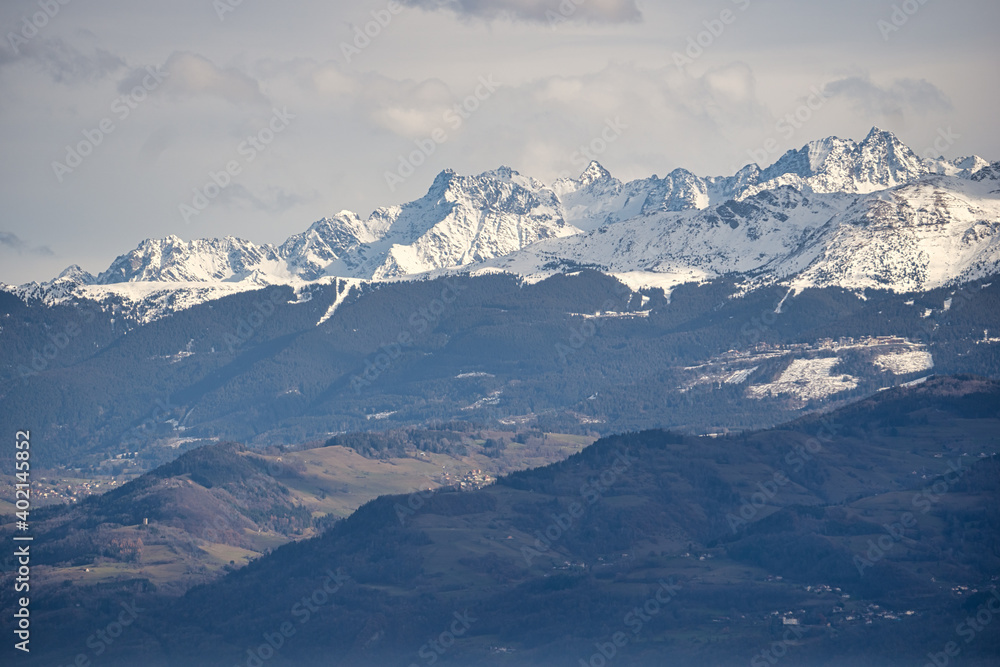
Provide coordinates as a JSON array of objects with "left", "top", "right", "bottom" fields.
[{"left": 1, "top": 0, "right": 997, "bottom": 284}]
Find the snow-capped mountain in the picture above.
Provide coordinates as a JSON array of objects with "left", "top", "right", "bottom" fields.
[
  {"left": 549, "top": 128, "right": 985, "bottom": 231},
  {"left": 340, "top": 166, "right": 578, "bottom": 280},
  {"left": 788, "top": 173, "right": 1000, "bottom": 291},
  {"left": 275, "top": 167, "right": 577, "bottom": 281},
  {"left": 473, "top": 185, "right": 851, "bottom": 287},
  {"left": 479, "top": 168, "right": 1000, "bottom": 294},
  {"left": 11, "top": 264, "right": 98, "bottom": 303},
  {"left": 279, "top": 212, "right": 382, "bottom": 281},
  {"left": 96, "top": 236, "right": 286, "bottom": 284},
  {"left": 6, "top": 128, "right": 997, "bottom": 321},
  {"left": 750, "top": 127, "right": 928, "bottom": 195}
]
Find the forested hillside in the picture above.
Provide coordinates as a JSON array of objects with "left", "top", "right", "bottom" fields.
[
  {"left": 6, "top": 377, "right": 998, "bottom": 666},
  {"left": 3, "top": 272, "right": 999, "bottom": 470}
]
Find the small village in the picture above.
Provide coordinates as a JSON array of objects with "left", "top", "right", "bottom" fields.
[
  {"left": 0, "top": 475, "right": 124, "bottom": 507},
  {"left": 445, "top": 468, "right": 496, "bottom": 491},
  {"left": 716, "top": 335, "right": 919, "bottom": 364}
]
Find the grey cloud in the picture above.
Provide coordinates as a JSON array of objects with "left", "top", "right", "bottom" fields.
[
  {"left": 8, "top": 38, "right": 126, "bottom": 83},
  {"left": 0, "top": 232, "right": 54, "bottom": 256},
  {"left": 215, "top": 184, "right": 312, "bottom": 216},
  {"left": 0, "top": 45, "right": 17, "bottom": 66},
  {"left": 359, "top": 76, "right": 457, "bottom": 138},
  {"left": 1, "top": 0, "right": 996, "bottom": 286},
  {"left": 156, "top": 52, "right": 269, "bottom": 106},
  {"left": 399, "top": 0, "right": 642, "bottom": 24},
  {"left": 361, "top": 60, "right": 775, "bottom": 187},
  {"left": 138, "top": 126, "right": 180, "bottom": 165},
  {"left": 824, "top": 76, "right": 952, "bottom": 119}
]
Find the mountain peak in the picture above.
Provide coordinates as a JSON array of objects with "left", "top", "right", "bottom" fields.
[
  {"left": 428, "top": 169, "right": 457, "bottom": 194},
  {"left": 579, "top": 160, "right": 612, "bottom": 186},
  {"left": 862, "top": 126, "right": 905, "bottom": 148},
  {"left": 479, "top": 165, "right": 518, "bottom": 181},
  {"left": 11, "top": 128, "right": 997, "bottom": 318},
  {"left": 971, "top": 160, "right": 1000, "bottom": 182},
  {"left": 55, "top": 265, "right": 96, "bottom": 284}
]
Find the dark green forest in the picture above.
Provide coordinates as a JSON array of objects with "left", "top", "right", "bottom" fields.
[
  {"left": 5, "top": 376, "right": 998, "bottom": 666},
  {"left": 2, "top": 272, "right": 998, "bottom": 470}
]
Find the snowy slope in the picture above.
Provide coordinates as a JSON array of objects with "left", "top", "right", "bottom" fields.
[
  {"left": 787, "top": 173, "right": 1000, "bottom": 291},
  {"left": 6, "top": 128, "right": 997, "bottom": 321},
  {"left": 344, "top": 167, "right": 579, "bottom": 280},
  {"left": 466, "top": 186, "right": 854, "bottom": 290},
  {"left": 547, "top": 128, "right": 988, "bottom": 233},
  {"left": 279, "top": 212, "right": 383, "bottom": 281},
  {"left": 466, "top": 165, "right": 1000, "bottom": 294},
  {"left": 552, "top": 163, "right": 715, "bottom": 232},
  {"left": 97, "top": 236, "right": 292, "bottom": 284}
]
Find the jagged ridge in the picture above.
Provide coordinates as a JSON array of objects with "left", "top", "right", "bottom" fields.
[{"left": 6, "top": 128, "right": 997, "bottom": 321}]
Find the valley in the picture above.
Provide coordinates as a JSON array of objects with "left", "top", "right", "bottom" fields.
[
  {"left": 0, "top": 428, "right": 593, "bottom": 596},
  {"left": 1, "top": 128, "right": 999, "bottom": 666},
  {"left": 4, "top": 377, "right": 997, "bottom": 666}
]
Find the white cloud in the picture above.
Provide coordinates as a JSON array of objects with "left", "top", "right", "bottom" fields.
[
  {"left": 157, "top": 52, "right": 269, "bottom": 106},
  {"left": 399, "top": 0, "right": 642, "bottom": 24},
  {"left": 0, "top": 0, "right": 996, "bottom": 285}
]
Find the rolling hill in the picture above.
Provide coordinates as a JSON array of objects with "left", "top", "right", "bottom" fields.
[{"left": 5, "top": 376, "right": 997, "bottom": 666}]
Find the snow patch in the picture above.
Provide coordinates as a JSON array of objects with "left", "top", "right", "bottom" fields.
[
  {"left": 572, "top": 310, "right": 650, "bottom": 319},
  {"left": 747, "top": 358, "right": 858, "bottom": 401},
  {"left": 610, "top": 270, "right": 710, "bottom": 294},
  {"left": 874, "top": 351, "right": 934, "bottom": 375},
  {"left": 316, "top": 279, "right": 361, "bottom": 326},
  {"left": 725, "top": 367, "right": 758, "bottom": 385}
]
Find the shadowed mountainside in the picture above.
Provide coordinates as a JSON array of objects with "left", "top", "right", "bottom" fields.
[{"left": 6, "top": 376, "right": 998, "bottom": 666}]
